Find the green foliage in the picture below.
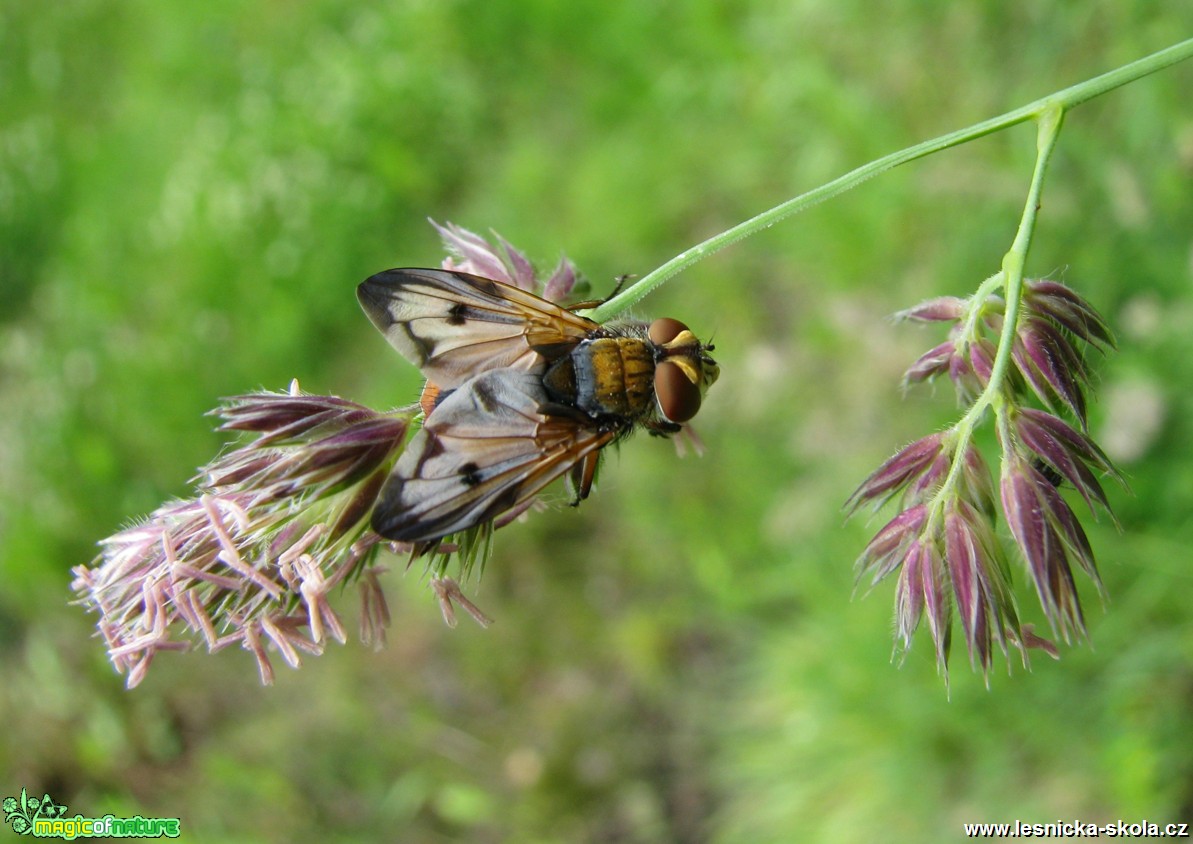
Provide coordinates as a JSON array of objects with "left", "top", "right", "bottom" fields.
[{"left": 2, "top": 2, "right": 1191, "bottom": 841}]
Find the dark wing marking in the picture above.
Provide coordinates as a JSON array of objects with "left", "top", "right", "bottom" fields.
[
  {"left": 370, "top": 369, "right": 619, "bottom": 543},
  {"left": 357, "top": 268, "right": 597, "bottom": 389}
]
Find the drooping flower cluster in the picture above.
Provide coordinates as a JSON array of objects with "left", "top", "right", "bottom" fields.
[
  {"left": 850, "top": 278, "right": 1122, "bottom": 682},
  {"left": 74, "top": 223, "right": 580, "bottom": 686},
  {"left": 72, "top": 386, "right": 411, "bottom": 686}
]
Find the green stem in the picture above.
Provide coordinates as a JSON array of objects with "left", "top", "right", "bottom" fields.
[
  {"left": 926, "top": 107, "right": 1065, "bottom": 528},
  {"left": 983, "top": 106, "right": 1064, "bottom": 418},
  {"left": 585, "top": 37, "right": 1193, "bottom": 323}
]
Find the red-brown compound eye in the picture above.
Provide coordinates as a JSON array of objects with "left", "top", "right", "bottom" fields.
[
  {"left": 648, "top": 317, "right": 690, "bottom": 345},
  {"left": 654, "top": 360, "right": 702, "bottom": 423}
]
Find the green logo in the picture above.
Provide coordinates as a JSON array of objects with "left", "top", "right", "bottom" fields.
[
  {"left": 2, "top": 791, "right": 66, "bottom": 835},
  {"left": 2, "top": 789, "right": 181, "bottom": 839}
]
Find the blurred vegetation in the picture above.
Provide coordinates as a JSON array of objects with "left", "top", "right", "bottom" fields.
[{"left": 2, "top": 2, "right": 1192, "bottom": 841}]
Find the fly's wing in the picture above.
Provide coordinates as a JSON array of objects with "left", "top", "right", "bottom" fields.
[
  {"left": 357, "top": 268, "right": 597, "bottom": 389},
  {"left": 371, "top": 369, "right": 618, "bottom": 543}
]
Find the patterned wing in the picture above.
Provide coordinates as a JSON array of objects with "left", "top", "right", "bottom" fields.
[
  {"left": 357, "top": 268, "right": 597, "bottom": 389},
  {"left": 371, "top": 369, "right": 619, "bottom": 543}
]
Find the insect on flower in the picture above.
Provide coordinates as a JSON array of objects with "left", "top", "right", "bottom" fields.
[{"left": 357, "top": 268, "right": 720, "bottom": 546}]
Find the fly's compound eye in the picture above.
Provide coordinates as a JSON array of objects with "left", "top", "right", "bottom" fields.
[
  {"left": 648, "top": 317, "right": 690, "bottom": 346},
  {"left": 654, "top": 360, "right": 702, "bottom": 423}
]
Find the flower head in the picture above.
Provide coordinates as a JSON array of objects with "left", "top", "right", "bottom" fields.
[
  {"left": 853, "top": 276, "right": 1121, "bottom": 684},
  {"left": 73, "top": 383, "right": 411, "bottom": 687}
]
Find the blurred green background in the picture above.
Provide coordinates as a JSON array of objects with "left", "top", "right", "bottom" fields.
[{"left": 3, "top": 2, "right": 1192, "bottom": 841}]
